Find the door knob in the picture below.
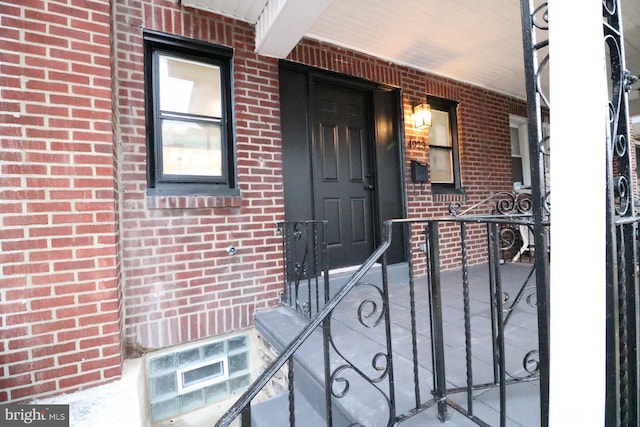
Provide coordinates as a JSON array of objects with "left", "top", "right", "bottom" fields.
[{"left": 364, "top": 183, "right": 375, "bottom": 190}]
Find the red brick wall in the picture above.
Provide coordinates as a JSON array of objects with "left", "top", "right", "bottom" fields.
[
  {"left": 114, "top": 1, "right": 284, "bottom": 353},
  {"left": 0, "top": 0, "right": 121, "bottom": 402},
  {"left": 0, "top": 0, "right": 526, "bottom": 402},
  {"left": 115, "top": 5, "right": 525, "bottom": 353}
]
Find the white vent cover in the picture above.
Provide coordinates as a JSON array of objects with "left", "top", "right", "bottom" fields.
[{"left": 176, "top": 357, "right": 228, "bottom": 394}]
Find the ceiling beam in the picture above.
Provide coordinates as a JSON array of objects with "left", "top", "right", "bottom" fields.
[{"left": 255, "top": 0, "right": 334, "bottom": 58}]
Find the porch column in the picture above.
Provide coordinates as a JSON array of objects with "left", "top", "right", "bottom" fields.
[{"left": 548, "top": 1, "right": 608, "bottom": 425}]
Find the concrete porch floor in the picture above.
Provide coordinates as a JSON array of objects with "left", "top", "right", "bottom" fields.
[{"left": 257, "top": 260, "right": 541, "bottom": 426}]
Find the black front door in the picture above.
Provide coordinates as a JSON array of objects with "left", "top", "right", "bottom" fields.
[
  {"left": 280, "top": 64, "right": 405, "bottom": 273},
  {"left": 312, "top": 84, "right": 375, "bottom": 268}
]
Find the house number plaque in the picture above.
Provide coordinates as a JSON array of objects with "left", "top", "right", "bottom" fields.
[{"left": 407, "top": 139, "right": 427, "bottom": 151}]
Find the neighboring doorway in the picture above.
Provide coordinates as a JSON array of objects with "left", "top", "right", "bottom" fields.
[{"left": 280, "top": 63, "right": 405, "bottom": 270}]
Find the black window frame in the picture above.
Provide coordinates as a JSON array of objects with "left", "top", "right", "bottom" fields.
[
  {"left": 428, "top": 95, "right": 463, "bottom": 194},
  {"left": 143, "top": 30, "right": 237, "bottom": 196}
]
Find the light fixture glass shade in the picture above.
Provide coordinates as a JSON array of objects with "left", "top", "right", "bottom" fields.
[{"left": 413, "top": 103, "right": 432, "bottom": 129}]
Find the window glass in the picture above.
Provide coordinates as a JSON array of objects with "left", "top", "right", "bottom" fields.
[
  {"left": 512, "top": 158, "right": 524, "bottom": 184},
  {"left": 430, "top": 110, "right": 452, "bottom": 147},
  {"left": 430, "top": 146, "right": 454, "bottom": 183},
  {"left": 510, "top": 127, "right": 521, "bottom": 156},
  {"left": 511, "top": 126, "right": 523, "bottom": 184},
  {"left": 161, "top": 120, "right": 222, "bottom": 176},
  {"left": 510, "top": 117, "right": 530, "bottom": 187},
  {"left": 427, "top": 98, "right": 459, "bottom": 188},
  {"left": 159, "top": 55, "right": 222, "bottom": 117}
]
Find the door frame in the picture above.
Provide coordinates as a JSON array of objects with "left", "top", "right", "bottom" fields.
[{"left": 279, "top": 60, "right": 408, "bottom": 267}]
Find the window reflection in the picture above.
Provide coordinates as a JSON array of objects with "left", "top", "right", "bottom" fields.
[
  {"left": 162, "top": 120, "right": 222, "bottom": 176},
  {"left": 159, "top": 55, "right": 222, "bottom": 118}
]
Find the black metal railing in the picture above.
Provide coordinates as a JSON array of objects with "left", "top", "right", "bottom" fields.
[
  {"left": 518, "top": 1, "right": 640, "bottom": 422},
  {"left": 603, "top": 1, "right": 640, "bottom": 425},
  {"left": 450, "top": 191, "right": 537, "bottom": 264},
  {"left": 215, "top": 220, "right": 393, "bottom": 427},
  {"left": 519, "top": 2, "right": 550, "bottom": 423},
  {"left": 214, "top": 0, "right": 640, "bottom": 423},
  {"left": 215, "top": 206, "right": 549, "bottom": 426},
  {"left": 277, "top": 220, "right": 329, "bottom": 319}
]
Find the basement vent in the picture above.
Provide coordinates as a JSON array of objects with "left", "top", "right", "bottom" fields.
[
  {"left": 147, "top": 334, "right": 251, "bottom": 420},
  {"left": 177, "top": 357, "right": 227, "bottom": 394}
]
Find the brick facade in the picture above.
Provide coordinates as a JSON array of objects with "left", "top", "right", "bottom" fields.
[
  {"left": 0, "top": 0, "right": 121, "bottom": 401},
  {"left": 114, "top": 1, "right": 284, "bottom": 355},
  {"left": 0, "top": 0, "right": 525, "bottom": 402}
]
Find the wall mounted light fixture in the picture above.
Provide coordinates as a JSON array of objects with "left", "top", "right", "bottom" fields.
[{"left": 413, "top": 102, "right": 432, "bottom": 129}]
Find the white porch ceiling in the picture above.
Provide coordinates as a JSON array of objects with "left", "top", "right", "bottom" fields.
[
  {"left": 183, "top": 0, "right": 640, "bottom": 123},
  {"left": 307, "top": 0, "right": 528, "bottom": 98}
]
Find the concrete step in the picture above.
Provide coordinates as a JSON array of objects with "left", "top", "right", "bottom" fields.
[
  {"left": 253, "top": 306, "right": 353, "bottom": 426},
  {"left": 252, "top": 263, "right": 422, "bottom": 426},
  {"left": 251, "top": 391, "right": 326, "bottom": 427}
]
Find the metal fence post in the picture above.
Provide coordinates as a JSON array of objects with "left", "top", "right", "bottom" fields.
[{"left": 425, "top": 221, "right": 449, "bottom": 421}]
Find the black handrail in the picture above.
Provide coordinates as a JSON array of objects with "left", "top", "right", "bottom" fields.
[
  {"left": 214, "top": 221, "right": 394, "bottom": 427},
  {"left": 216, "top": 214, "right": 548, "bottom": 426}
]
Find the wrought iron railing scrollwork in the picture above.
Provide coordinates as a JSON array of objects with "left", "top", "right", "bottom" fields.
[
  {"left": 214, "top": 222, "right": 395, "bottom": 427},
  {"left": 278, "top": 220, "right": 329, "bottom": 319},
  {"left": 519, "top": 1, "right": 551, "bottom": 424},
  {"left": 426, "top": 216, "right": 546, "bottom": 426},
  {"left": 444, "top": 191, "right": 545, "bottom": 425},
  {"left": 501, "top": 266, "right": 540, "bottom": 384},
  {"left": 603, "top": 1, "right": 640, "bottom": 425},
  {"left": 327, "top": 280, "right": 394, "bottom": 426},
  {"left": 215, "top": 215, "right": 548, "bottom": 427},
  {"left": 449, "top": 191, "right": 533, "bottom": 218},
  {"left": 450, "top": 191, "right": 537, "bottom": 264}
]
